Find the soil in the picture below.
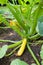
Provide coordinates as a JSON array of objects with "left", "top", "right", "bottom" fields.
[{"left": 0, "top": 28, "right": 42, "bottom": 65}]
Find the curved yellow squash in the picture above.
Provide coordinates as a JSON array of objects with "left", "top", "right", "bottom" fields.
[{"left": 17, "top": 38, "right": 27, "bottom": 56}]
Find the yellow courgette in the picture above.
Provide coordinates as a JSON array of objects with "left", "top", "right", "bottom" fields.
[{"left": 16, "top": 38, "right": 27, "bottom": 56}]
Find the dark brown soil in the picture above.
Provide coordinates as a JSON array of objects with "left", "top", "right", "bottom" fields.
[{"left": 0, "top": 28, "right": 42, "bottom": 65}]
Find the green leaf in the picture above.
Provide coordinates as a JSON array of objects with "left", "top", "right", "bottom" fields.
[
  {"left": 0, "top": 45, "right": 8, "bottom": 58},
  {"left": 40, "top": 50, "right": 43, "bottom": 59},
  {"left": 28, "top": 0, "right": 33, "bottom": 4},
  {"left": 31, "top": 63, "right": 36, "bottom": 65},
  {"left": 41, "top": 60, "right": 43, "bottom": 65},
  {"left": 10, "top": 59, "right": 28, "bottom": 65},
  {"left": 40, "top": 45, "right": 43, "bottom": 60},
  {"left": 35, "top": 0, "right": 40, "bottom": 3},
  {"left": 0, "top": 0, "right": 8, "bottom": 4},
  {"left": 0, "top": 7, "right": 14, "bottom": 19},
  {"left": 24, "top": 0, "right": 29, "bottom": 3},
  {"left": 31, "top": 1, "right": 43, "bottom": 35},
  {"left": 38, "top": 16, "right": 43, "bottom": 22},
  {"left": 28, "top": 0, "right": 40, "bottom": 3},
  {"left": 7, "top": 3, "right": 28, "bottom": 33},
  {"left": 41, "top": 45, "right": 43, "bottom": 50},
  {"left": 36, "top": 16, "right": 43, "bottom": 36}
]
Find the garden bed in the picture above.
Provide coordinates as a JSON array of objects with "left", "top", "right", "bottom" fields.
[{"left": 0, "top": 29, "right": 41, "bottom": 65}]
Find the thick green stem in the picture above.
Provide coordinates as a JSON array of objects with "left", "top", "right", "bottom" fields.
[
  {"left": 11, "top": 26, "right": 24, "bottom": 37},
  {"left": 28, "top": 34, "right": 40, "bottom": 40},
  {"left": 28, "top": 40, "right": 43, "bottom": 46},
  {"left": 0, "top": 39, "right": 21, "bottom": 50},
  {"left": 6, "top": 45, "right": 21, "bottom": 56},
  {"left": 0, "top": 39, "right": 21, "bottom": 43},
  {"left": 0, "top": 39, "right": 21, "bottom": 49},
  {"left": 27, "top": 43, "right": 40, "bottom": 65},
  {"left": 35, "top": 40, "right": 43, "bottom": 45},
  {"left": 0, "top": 27, "right": 10, "bottom": 29},
  {"left": 8, "top": 41, "right": 21, "bottom": 49}
]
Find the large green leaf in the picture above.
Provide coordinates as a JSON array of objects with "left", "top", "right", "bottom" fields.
[
  {"left": 10, "top": 59, "right": 28, "bottom": 65},
  {"left": 7, "top": 3, "right": 28, "bottom": 32},
  {"left": 0, "top": 45, "right": 8, "bottom": 58},
  {"left": 38, "top": 16, "right": 43, "bottom": 22},
  {"left": 0, "top": 7, "right": 14, "bottom": 19},
  {"left": 36, "top": 16, "right": 43, "bottom": 36}
]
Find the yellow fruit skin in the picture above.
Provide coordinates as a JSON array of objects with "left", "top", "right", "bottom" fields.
[
  {"left": 10, "top": 21, "right": 16, "bottom": 26},
  {"left": 17, "top": 38, "right": 27, "bottom": 56},
  {"left": 9, "top": 20, "right": 20, "bottom": 27}
]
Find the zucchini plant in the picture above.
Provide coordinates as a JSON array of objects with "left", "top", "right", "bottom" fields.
[{"left": 0, "top": 0, "right": 43, "bottom": 65}]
